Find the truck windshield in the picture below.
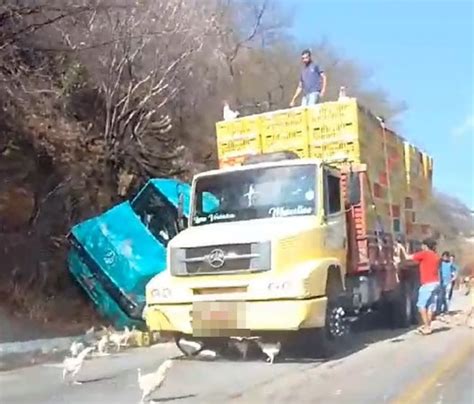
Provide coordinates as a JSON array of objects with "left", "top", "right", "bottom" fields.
[
  {"left": 131, "top": 184, "right": 183, "bottom": 246},
  {"left": 192, "top": 164, "right": 317, "bottom": 226}
]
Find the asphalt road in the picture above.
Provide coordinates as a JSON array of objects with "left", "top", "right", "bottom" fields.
[{"left": 1, "top": 296, "right": 473, "bottom": 404}]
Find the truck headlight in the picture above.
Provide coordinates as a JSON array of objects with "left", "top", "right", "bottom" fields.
[
  {"left": 251, "top": 241, "right": 271, "bottom": 271},
  {"left": 169, "top": 248, "right": 186, "bottom": 276}
]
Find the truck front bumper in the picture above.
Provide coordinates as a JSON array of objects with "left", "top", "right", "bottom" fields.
[{"left": 145, "top": 297, "right": 328, "bottom": 335}]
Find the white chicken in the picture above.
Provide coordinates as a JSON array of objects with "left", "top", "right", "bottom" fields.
[
  {"left": 69, "top": 341, "right": 85, "bottom": 357},
  {"left": 137, "top": 359, "right": 174, "bottom": 404},
  {"left": 198, "top": 349, "right": 218, "bottom": 361},
  {"left": 257, "top": 341, "right": 282, "bottom": 364},
  {"left": 122, "top": 326, "right": 134, "bottom": 347},
  {"left": 96, "top": 334, "right": 110, "bottom": 355},
  {"left": 223, "top": 101, "right": 239, "bottom": 121},
  {"left": 82, "top": 326, "right": 96, "bottom": 345},
  {"left": 232, "top": 339, "right": 249, "bottom": 360},
  {"left": 338, "top": 86, "right": 349, "bottom": 101},
  {"left": 62, "top": 346, "right": 94, "bottom": 383},
  {"left": 109, "top": 330, "right": 124, "bottom": 352},
  {"left": 176, "top": 337, "right": 204, "bottom": 356},
  {"left": 107, "top": 326, "right": 132, "bottom": 352},
  {"left": 229, "top": 337, "right": 258, "bottom": 360}
]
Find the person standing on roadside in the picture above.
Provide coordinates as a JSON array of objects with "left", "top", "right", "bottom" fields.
[
  {"left": 399, "top": 238, "right": 440, "bottom": 335},
  {"left": 290, "top": 49, "right": 327, "bottom": 107},
  {"left": 437, "top": 251, "right": 453, "bottom": 314},
  {"left": 448, "top": 253, "right": 459, "bottom": 301}
]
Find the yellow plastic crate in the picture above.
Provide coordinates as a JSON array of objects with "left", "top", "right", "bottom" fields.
[
  {"left": 260, "top": 107, "right": 307, "bottom": 124},
  {"left": 307, "top": 99, "right": 387, "bottom": 164},
  {"left": 215, "top": 116, "right": 261, "bottom": 140},
  {"left": 260, "top": 108, "right": 306, "bottom": 131},
  {"left": 261, "top": 130, "right": 309, "bottom": 151},
  {"left": 307, "top": 99, "right": 359, "bottom": 140},
  {"left": 217, "top": 133, "right": 262, "bottom": 161},
  {"left": 422, "top": 152, "right": 433, "bottom": 179},
  {"left": 262, "top": 142, "right": 309, "bottom": 158},
  {"left": 310, "top": 138, "right": 361, "bottom": 161},
  {"left": 307, "top": 99, "right": 359, "bottom": 123}
]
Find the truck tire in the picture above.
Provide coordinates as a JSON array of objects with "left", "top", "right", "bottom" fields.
[
  {"left": 305, "top": 269, "right": 349, "bottom": 358},
  {"left": 410, "top": 282, "right": 420, "bottom": 325},
  {"left": 391, "top": 282, "right": 414, "bottom": 328},
  {"left": 319, "top": 297, "right": 349, "bottom": 357}
]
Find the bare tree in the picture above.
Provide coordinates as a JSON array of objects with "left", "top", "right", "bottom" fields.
[{"left": 46, "top": 0, "right": 217, "bottom": 180}]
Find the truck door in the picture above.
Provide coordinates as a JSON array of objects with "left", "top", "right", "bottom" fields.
[
  {"left": 323, "top": 168, "right": 347, "bottom": 273},
  {"left": 131, "top": 181, "right": 191, "bottom": 247}
]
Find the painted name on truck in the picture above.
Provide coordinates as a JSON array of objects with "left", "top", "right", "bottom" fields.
[{"left": 269, "top": 205, "right": 313, "bottom": 218}]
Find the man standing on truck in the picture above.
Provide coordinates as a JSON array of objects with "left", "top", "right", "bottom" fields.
[
  {"left": 400, "top": 238, "right": 440, "bottom": 335},
  {"left": 290, "top": 49, "right": 327, "bottom": 107}
]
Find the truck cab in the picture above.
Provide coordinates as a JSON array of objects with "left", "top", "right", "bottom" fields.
[
  {"left": 68, "top": 179, "right": 192, "bottom": 330},
  {"left": 144, "top": 156, "right": 353, "bottom": 353}
]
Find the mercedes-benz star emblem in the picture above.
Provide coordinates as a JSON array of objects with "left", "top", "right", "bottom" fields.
[
  {"left": 104, "top": 250, "right": 116, "bottom": 266},
  {"left": 207, "top": 248, "right": 225, "bottom": 269}
]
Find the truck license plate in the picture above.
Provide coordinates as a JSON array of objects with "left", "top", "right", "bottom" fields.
[{"left": 191, "top": 301, "right": 246, "bottom": 337}]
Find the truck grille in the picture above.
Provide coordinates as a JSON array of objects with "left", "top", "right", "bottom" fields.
[{"left": 184, "top": 243, "right": 255, "bottom": 274}]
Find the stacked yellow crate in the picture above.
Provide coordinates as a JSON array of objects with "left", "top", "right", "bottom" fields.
[
  {"left": 383, "top": 129, "right": 408, "bottom": 234},
  {"left": 214, "top": 98, "right": 433, "bottom": 239},
  {"left": 306, "top": 99, "right": 396, "bottom": 233},
  {"left": 420, "top": 152, "right": 434, "bottom": 202},
  {"left": 259, "top": 107, "right": 309, "bottom": 158},
  {"left": 307, "top": 99, "right": 361, "bottom": 162},
  {"left": 403, "top": 142, "right": 432, "bottom": 208},
  {"left": 215, "top": 115, "right": 262, "bottom": 168}
]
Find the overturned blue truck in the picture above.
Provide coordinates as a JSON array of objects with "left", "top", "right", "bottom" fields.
[{"left": 67, "top": 179, "right": 192, "bottom": 330}]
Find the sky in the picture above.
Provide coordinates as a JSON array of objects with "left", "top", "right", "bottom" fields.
[{"left": 285, "top": 0, "right": 474, "bottom": 208}]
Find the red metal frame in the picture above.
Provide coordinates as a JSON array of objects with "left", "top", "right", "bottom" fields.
[{"left": 341, "top": 165, "right": 399, "bottom": 292}]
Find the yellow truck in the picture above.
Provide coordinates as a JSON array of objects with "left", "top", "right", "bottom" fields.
[{"left": 144, "top": 98, "right": 433, "bottom": 357}]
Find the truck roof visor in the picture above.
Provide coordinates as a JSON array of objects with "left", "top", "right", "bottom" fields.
[{"left": 243, "top": 151, "right": 300, "bottom": 165}]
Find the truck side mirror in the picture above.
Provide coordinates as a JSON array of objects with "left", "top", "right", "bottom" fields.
[
  {"left": 348, "top": 172, "right": 361, "bottom": 205},
  {"left": 177, "top": 191, "right": 186, "bottom": 231}
]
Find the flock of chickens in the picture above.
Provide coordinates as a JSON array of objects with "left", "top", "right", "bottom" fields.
[
  {"left": 60, "top": 326, "right": 282, "bottom": 403},
  {"left": 62, "top": 326, "right": 135, "bottom": 381},
  {"left": 178, "top": 337, "right": 282, "bottom": 364},
  {"left": 61, "top": 326, "right": 172, "bottom": 403}
]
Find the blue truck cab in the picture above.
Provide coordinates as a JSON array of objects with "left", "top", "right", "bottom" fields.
[{"left": 67, "top": 178, "right": 193, "bottom": 330}]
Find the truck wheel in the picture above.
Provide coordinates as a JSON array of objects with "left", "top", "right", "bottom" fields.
[
  {"left": 410, "top": 283, "right": 420, "bottom": 325},
  {"left": 307, "top": 272, "right": 349, "bottom": 358},
  {"left": 392, "top": 282, "right": 413, "bottom": 328},
  {"left": 319, "top": 297, "right": 350, "bottom": 357}
]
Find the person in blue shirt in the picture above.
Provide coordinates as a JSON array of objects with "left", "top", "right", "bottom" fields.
[
  {"left": 438, "top": 251, "right": 456, "bottom": 314},
  {"left": 448, "top": 253, "right": 459, "bottom": 301},
  {"left": 290, "top": 49, "right": 327, "bottom": 107}
]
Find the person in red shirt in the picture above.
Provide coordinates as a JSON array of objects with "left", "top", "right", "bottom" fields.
[{"left": 400, "top": 238, "right": 440, "bottom": 334}]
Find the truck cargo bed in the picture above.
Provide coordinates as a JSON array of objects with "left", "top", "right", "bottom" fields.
[{"left": 215, "top": 98, "right": 433, "bottom": 241}]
